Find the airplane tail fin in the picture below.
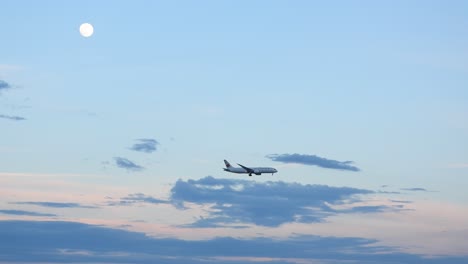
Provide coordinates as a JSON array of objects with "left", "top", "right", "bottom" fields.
[{"left": 224, "top": 160, "right": 232, "bottom": 168}]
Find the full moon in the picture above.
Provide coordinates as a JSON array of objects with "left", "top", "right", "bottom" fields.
[{"left": 79, "top": 23, "right": 94, "bottom": 37}]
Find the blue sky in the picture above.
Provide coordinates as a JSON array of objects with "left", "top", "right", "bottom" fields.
[{"left": 1, "top": 1, "right": 468, "bottom": 263}]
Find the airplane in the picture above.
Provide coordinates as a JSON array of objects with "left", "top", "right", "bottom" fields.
[{"left": 223, "top": 160, "right": 278, "bottom": 176}]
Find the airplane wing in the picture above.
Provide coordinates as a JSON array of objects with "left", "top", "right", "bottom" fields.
[{"left": 237, "top": 163, "right": 254, "bottom": 173}]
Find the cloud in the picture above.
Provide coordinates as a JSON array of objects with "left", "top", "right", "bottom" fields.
[
  {"left": 114, "top": 157, "right": 144, "bottom": 171},
  {"left": 0, "top": 80, "right": 11, "bottom": 92},
  {"left": 10, "top": 201, "right": 97, "bottom": 209},
  {"left": 401, "top": 188, "right": 428, "bottom": 192},
  {"left": 378, "top": 190, "right": 401, "bottom": 194},
  {"left": 130, "top": 138, "right": 159, "bottom": 153},
  {"left": 391, "top": 200, "right": 413, "bottom": 204},
  {"left": 266, "top": 153, "right": 360, "bottom": 171},
  {"left": 0, "top": 114, "right": 26, "bottom": 121},
  {"left": 107, "top": 193, "right": 169, "bottom": 206},
  {"left": 346, "top": 205, "right": 390, "bottom": 213},
  {"left": 0, "top": 220, "right": 466, "bottom": 264},
  {"left": 0, "top": 210, "right": 56, "bottom": 217},
  {"left": 170, "top": 176, "right": 381, "bottom": 227}
]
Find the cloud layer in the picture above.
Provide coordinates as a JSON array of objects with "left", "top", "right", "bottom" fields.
[
  {"left": 114, "top": 157, "right": 144, "bottom": 171},
  {"left": 130, "top": 138, "right": 159, "bottom": 153},
  {"left": 0, "top": 209, "right": 56, "bottom": 217},
  {"left": 170, "top": 176, "right": 376, "bottom": 227},
  {"left": 11, "top": 201, "right": 97, "bottom": 209},
  {"left": 0, "top": 220, "right": 465, "bottom": 264},
  {"left": 266, "top": 153, "right": 360, "bottom": 171}
]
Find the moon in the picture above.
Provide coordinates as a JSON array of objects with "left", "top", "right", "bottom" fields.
[{"left": 79, "top": 23, "right": 94, "bottom": 37}]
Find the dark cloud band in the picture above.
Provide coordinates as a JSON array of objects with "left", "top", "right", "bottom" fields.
[
  {"left": 0, "top": 220, "right": 464, "bottom": 264},
  {"left": 0, "top": 209, "right": 56, "bottom": 217},
  {"left": 266, "top": 153, "right": 360, "bottom": 171},
  {"left": 401, "top": 188, "right": 428, "bottom": 192},
  {"left": 170, "top": 176, "right": 375, "bottom": 227},
  {"left": 108, "top": 193, "right": 169, "bottom": 206},
  {"left": 11, "top": 201, "right": 97, "bottom": 209}
]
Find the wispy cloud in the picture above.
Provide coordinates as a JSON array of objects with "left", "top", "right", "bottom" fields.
[
  {"left": 170, "top": 176, "right": 379, "bottom": 227},
  {"left": 130, "top": 138, "right": 159, "bottom": 153},
  {"left": 108, "top": 193, "right": 169, "bottom": 206},
  {"left": 266, "top": 153, "right": 360, "bottom": 171},
  {"left": 0, "top": 210, "right": 56, "bottom": 217},
  {"left": 401, "top": 188, "right": 428, "bottom": 192},
  {"left": 346, "top": 205, "right": 390, "bottom": 213},
  {"left": 0, "top": 220, "right": 465, "bottom": 263},
  {"left": 11, "top": 201, "right": 97, "bottom": 209},
  {"left": 391, "top": 200, "right": 413, "bottom": 204},
  {"left": 0, "top": 80, "right": 11, "bottom": 92},
  {"left": 114, "top": 157, "right": 144, "bottom": 171},
  {"left": 0, "top": 114, "right": 26, "bottom": 121}
]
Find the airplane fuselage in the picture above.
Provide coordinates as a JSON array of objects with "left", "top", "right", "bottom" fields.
[
  {"left": 223, "top": 160, "right": 277, "bottom": 176},
  {"left": 224, "top": 167, "right": 277, "bottom": 175}
]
